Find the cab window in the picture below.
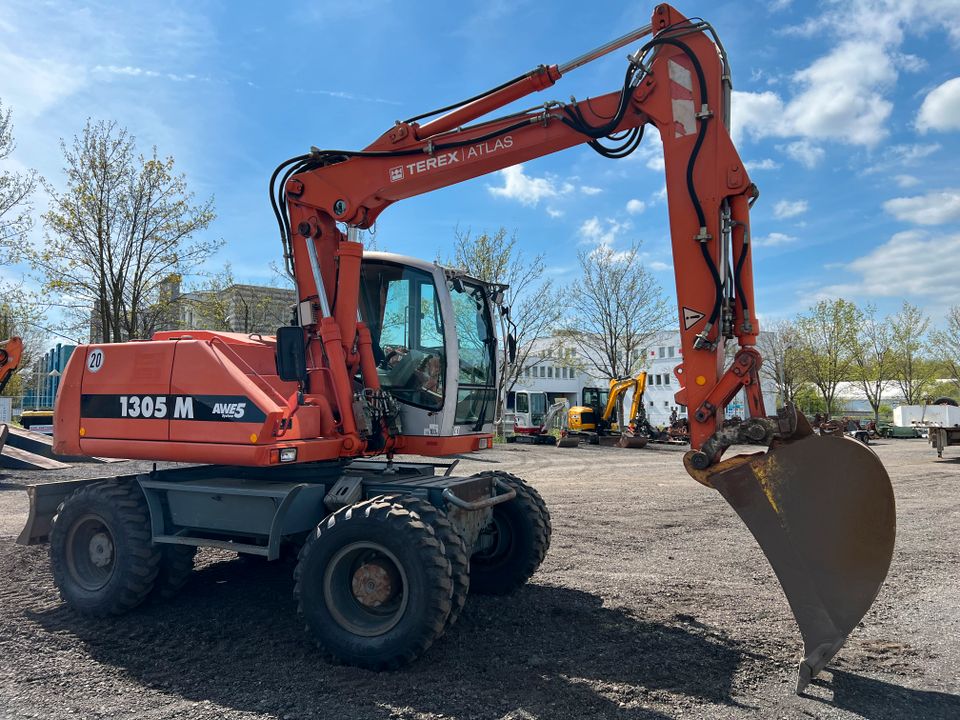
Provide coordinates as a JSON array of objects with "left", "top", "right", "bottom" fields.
[{"left": 360, "top": 262, "right": 445, "bottom": 410}]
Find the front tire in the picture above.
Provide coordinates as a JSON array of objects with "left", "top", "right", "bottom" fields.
[
  {"left": 294, "top": 497, "right": 452, "bottom": 670},
  {"left": 50, "top": 480, "right": 161, "bottom": 616},
  {"left": 389, "top": 495, "right": 470, "bottom": 630},
  {"left": 469, "top": 473, "right": 551, "bottom": 595}
]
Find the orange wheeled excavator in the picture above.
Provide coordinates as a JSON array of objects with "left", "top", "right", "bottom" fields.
[{"left": 20, "top": 5, "right": 894, "bottom": 692}]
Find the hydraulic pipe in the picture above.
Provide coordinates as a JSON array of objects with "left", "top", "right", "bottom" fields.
[{"left": 557, "top": 23, "right": 654, "bottom": 74}]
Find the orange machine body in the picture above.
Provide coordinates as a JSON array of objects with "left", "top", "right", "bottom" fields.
[{"left": 54, "top": 332, "right": 490, "bottom": 466}]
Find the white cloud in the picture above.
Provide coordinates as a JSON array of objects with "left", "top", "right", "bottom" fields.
[
  {"left": 883, "top": 189, "right": 960, "bottom": 225},
  {"left": 769, "top": 0, "right": 792, "bottom": 10},
  {"left": 744, "top": 158, "right": 781, "bottom": 171},
  {"left": 632, "top": 129, "right": 665, "bottom": 171},
  {"left": 730, "top": 90, "right": 783, "bottom": 144},
  {"left": 917, "top": 77, "right": 960, "bottom": 133},
  {"left": 894, "top": 174, "right": 921, "bottom": 188},
  {"left": 487, "top": 164, "right": 573, "bottom": 207},
  {"left": 734, "top": 3, "right": 960, "bottom": 151},
  {"left": 732, "top": 42, "right": 895, "bottom": 147},
  {"left": 546, "top": 207, "right": 564, "bottom": 219},
  {"left": 626, "top": 199, "right": 646, "bottom": 215},
  {"left": 820, "top": 230, "right": 960, "bottom": 302},
  {"left": 773, "top": 199, "right": 808, "bottom": 219},
  {"left": 863, "top": 143, "right": 941, "bottom": 175},
  {"left": 649, "top": 261, "right": 672, "bottom": 271},
  {"left": 779, "top": 140, "right": 824, "bottom": 168},
  {"left": 893, "top": 53, "right": 927, "bottom": 73},
  {"left": 0, "top": 48, "right": 86, "bottom": 118},
  {"left": 753, "top": 232, "right": 797, "bottom": 247},
  {"left": 580, "top": 186, "right": 602, "bottom": 196},
  {"left": 578, "top": 217, "right": 630, "bottom": 248},
  {"left": 789, "top": 41, "right": 895, "bottom": 146}
]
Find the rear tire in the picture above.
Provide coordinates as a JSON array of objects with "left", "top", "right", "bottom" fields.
[
  {"left": 389, "top": 494, "right": 470, "bottom": 630},
  {"left": 294, "top": 497, "right": 452, "bottom": 670},
  {"left": 469, "top": 472, "right": 551, "bottom": 595},
  {"left": 152, "top": 544, "right": 197, "bottom": 600},
  {"left": 50, "top": 480, "right": 160, "bottom": 616}
]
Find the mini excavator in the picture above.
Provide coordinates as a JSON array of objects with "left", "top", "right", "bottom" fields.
[{"left": 24, "top": 5, "right": 894, "bottom": 692}]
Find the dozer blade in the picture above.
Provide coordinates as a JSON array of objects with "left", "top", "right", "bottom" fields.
[{"left": 701, "top": 426, "right": 895, "bottom": 694}]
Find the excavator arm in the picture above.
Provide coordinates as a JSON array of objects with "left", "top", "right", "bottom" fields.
[
  {"left": 601, "top": 375, "right": 644, "bottom": 424},
  {"left": 278, "top": 4, "right": 895, "bottom": 692},
  {"left": 628, "top": 371, "right": 648, "bottom": 425}
]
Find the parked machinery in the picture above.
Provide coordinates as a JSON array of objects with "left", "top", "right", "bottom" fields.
[
  {"left": 561, "top": 373, "right": 651, "bottom": 448},
  {"left": 19, "top": 5, "right": 895, "bottom": 692}
]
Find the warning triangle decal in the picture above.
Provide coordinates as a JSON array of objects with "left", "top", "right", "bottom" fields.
[{"left": 682, "top": 307, "right": 705, "bottom": 330}]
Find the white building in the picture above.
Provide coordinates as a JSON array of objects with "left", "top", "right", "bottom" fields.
[{"left": 510, "top": 331, "right": 778, "bottom": 427}]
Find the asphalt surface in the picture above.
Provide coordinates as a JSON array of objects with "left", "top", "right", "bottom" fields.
[{"left": 0, "top": 438, "right": 957, "bottom": 719}]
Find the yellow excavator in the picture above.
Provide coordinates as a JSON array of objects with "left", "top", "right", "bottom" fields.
[{"left": 560, "top": 372, "right": 651, "bottom": 448}]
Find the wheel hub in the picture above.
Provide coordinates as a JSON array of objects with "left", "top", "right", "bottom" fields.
[
  {"left": 324, "top": 541, "right": 409, "bottom": 637},
  {"left": 65, "top": 514, "right": 117, "bottom": 592},
  {"left": 88, "top": 532, "right": 113, "bottom": 568},
  {"left": 351, "top": 560, "right": 395, "bottom": 608}
]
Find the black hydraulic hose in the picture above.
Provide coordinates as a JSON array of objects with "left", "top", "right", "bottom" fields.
[
  {"left": 734, "top": 235, "right": 749, "bottom": 312},
  {"left": 403, "top": 70, "right": 534, "bottom": 124},
  {"left": 644, "top": 36, "right": 724, "bottom": 329}
]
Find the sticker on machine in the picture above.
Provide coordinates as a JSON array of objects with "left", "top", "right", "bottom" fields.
[
  {"left": 682, "top": 307, "right": 705, "bottom": 330},
  {"left": 79, "top": 394, "right": 267, "bottom": 423},
  {"left": 86, "top": 348, "right": 105, "bottom": 373}
]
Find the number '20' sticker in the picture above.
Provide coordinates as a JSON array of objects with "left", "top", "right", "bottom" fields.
[{"left": 86, "top": 348, "right": 105, "bottom": 373}]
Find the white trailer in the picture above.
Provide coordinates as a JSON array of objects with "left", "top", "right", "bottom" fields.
[{"left": 893, "top": 404, "right": 960, "bottom": 458}]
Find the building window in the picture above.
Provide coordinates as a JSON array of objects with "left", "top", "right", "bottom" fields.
[
  {"left": 540, "top": 366, "right": 546, "bottom": 378},
  {"left": 664, "top": 401, "right": 669, "bottom": 407},
  {"left": 655, "top": 374, "right": 662, "bottom": 385},
  {"left": 561, "top": 367, "right": 566, "bottom": 379},
  {"left": 570, "top": 368, "right": 576, "bottom": 379},
  {"left": 547, "top": 366, "right": 553, "bottom": 378},
  {"left": 668, "top": 346, "right": 675, "bottom": 358},
  {"left": 659, "top": 346, "right": 665, "bottom": 358},
  {"left": 663, "top": 373, "right": 670, "bottom": 386}
]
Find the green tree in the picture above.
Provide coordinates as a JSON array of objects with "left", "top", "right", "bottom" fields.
[
  {"left": 757, "top": 318, "right": 803, "bottom": 407},
  {"left": 14, "top": 120, "right": 218, "bottom": 342},
  {"left": 793, "top": 299, "right": 858, "bottom": 415},
  {"left": 793, "top": 385, "right": 827, "bottom": 415},
  {"left": 0, "top": 99, "right": 36, "bottom": 246},
  {"left": 930, "top": 305, "right": 960, "bottom": 395},
  {"left": 563, "top": 241, "right": 670, "bottom": 427},
  {"left": 850, "top": 304, "right": 895, "bottom": 421},
  {"left": 0, "top": 284, "right": 50, "bottom": 396},
  {"left": 889, "top": 302, "right": 936, "bottom": 404},
  {"left": 184, "top": 263, "right": 295, "bottom": 334}
]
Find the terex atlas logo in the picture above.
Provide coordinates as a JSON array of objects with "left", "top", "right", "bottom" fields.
[
  {"left": 212, "top": 402, "right": 246, "bottom": 419},
  {"left": 388, "top": 136, "right": 514, "bottom": 182}
]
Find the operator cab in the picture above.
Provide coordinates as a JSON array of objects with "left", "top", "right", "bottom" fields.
[{"left": 358, "top": 252, "right": 500, "bottom": 438}]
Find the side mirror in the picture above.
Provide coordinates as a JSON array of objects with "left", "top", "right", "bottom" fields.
[
  {"left": 276, "top": 326, "right": 308, "bottom": 382},
  {"left": 507, "top": 333, "right": 517, "bottom": 364}
]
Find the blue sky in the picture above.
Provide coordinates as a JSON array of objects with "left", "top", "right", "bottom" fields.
[{"left": 2, "top": 0, "right": 960, "bottom": 330}]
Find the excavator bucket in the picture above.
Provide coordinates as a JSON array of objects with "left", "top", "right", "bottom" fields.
[{"left": 697, "top": 414, "right": 895, "bottom": 694}]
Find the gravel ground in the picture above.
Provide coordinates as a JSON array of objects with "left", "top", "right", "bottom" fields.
[{"left": 0, "top": 439, "right": 957, "bottom": 719}]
